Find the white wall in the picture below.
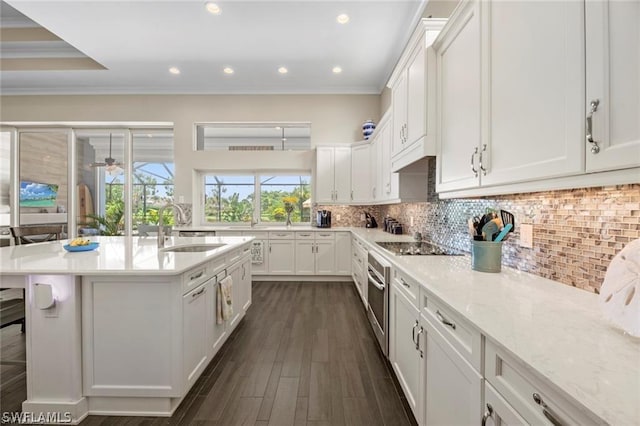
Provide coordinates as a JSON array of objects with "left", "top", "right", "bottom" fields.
[{"left": 0, "top": 94, "right": 380, "bottom": 202}]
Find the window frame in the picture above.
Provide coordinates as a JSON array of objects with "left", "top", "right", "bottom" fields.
[{"left": 200, "top": 171, "right": 312, "bottom": 226}]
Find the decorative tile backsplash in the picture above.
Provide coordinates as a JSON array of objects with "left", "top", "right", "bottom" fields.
[{"left": 319, "top": 182, "right": 640, "bottom": 294}]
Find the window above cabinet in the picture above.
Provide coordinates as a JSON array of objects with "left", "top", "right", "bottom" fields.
[{"left": 195, "top": 123, "right": 311, "bottom": 151}]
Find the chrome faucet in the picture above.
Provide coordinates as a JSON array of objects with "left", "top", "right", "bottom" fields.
[{"left": 157, "top": 202, "right": 186, "bottom": 248}]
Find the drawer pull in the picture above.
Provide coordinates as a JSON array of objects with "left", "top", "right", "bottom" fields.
[
  {"left": 416, "top": 326, "right": 424, "bottom": 358},
  {"left": 276, "top": 233, "right": 288, "bottom": 237},
  {"left": 243, "top": 247, "right": 250, "bottom": 253},
  {"left": 189, "top": 271, "right": 204, "bottom": 281},
  {"left": 481, "top": 403, "right": 493, "bottom": 426},
  {"left": 532, "top": 393, "right": 564, "bottom": 426},
  {"left": 400, "top": 277, "right": 410, "bottom": 289},
  {"left": 299, "top": 233, "right": 311, "bottom": 237},
  {"left": 191, "top": 287, "right": 206, "bottom": 298},
  {"left": 319, "top": 233, "right": 331, "bottom": 237},
  {"left": 436, "top": 310, "right": 456, "bottom": 330}
]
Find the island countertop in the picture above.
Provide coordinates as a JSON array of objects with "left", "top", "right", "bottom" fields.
[{"left": 0, "top": 236, "right": 253, "bottom": 276}]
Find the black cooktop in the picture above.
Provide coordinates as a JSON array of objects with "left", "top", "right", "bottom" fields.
[{"left": 375, "top": 241, "right": 463, "bottom": 256}]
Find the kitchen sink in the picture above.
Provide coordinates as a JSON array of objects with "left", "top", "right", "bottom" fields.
[{"left": 161, "top": 244, "right": 226, "bottom": 253}]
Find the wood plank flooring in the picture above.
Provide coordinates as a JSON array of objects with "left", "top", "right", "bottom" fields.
[
  {"left": 0, "top": 323, "right": 27, "bottom": 414},
  {"left": 21, "top": 281, "right": 414, "bottom": 426}
]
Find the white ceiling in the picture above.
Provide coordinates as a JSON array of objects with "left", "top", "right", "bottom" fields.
[{"left": 1, "top": 0, "right": 428, "bottom": 95}]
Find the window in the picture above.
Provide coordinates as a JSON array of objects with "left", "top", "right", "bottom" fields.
[
  {"left": 260, "top": 175, "right": 311, "bottom": 223},
  {"left": 202, "top": 173, "right": 311, "bottom": 225},
  {"left": 195, "top": 123, "right": 311, "bottom": 151},
  {"left": 204, "top": 175, "right": 255, "bottom": 223}
]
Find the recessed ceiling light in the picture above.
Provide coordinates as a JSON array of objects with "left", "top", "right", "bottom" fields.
[
  {"left": 223, "top": 67, "right": 234, "bottom": 75},
  {"left": 332, "top": 66, "right": 343, "bottom": 74},
  {"left": 278, "top": 67, "right": 288, "bottom": 74},
  {"left": 205, "top": 2, "right": 221, "bottom": 15},
  {"left": 336, "top": 14, "right": 350, "bottom": 24},
  {"left": 169, "top": 67, "right": 181, "bottom": 75}
]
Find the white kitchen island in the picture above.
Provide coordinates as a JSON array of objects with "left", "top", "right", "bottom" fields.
[{"left": 0, "top": 236, "right": 253, "bottom": 424}]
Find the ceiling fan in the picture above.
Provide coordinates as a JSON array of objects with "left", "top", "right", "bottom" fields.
[{"left": 90, "top": 133, "right": 123, "bottom": 174}]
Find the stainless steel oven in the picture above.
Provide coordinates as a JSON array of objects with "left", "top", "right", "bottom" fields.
[{"left": 366, "top": 250, "right": 391, "bottom": 357}]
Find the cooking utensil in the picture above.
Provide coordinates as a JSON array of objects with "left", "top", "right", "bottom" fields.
[
  {"left": 481, "top": 221, "right": 499, "bottom": 241},
  {"left": 468, "top": 218, "right": 476, "bottom": 237},
  {"left": 500, "top": 210, "right": 515, "bottom": 233},
  {"left": 493, "top": 224, "right": 513, "bottom": 242}
]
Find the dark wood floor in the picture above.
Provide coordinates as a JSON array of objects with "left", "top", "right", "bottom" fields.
[
  {"left": 0, "top": 322, "right": 27, "bottom": 414},
  {"left": 2, "top": 282, "right": 416, "bottom": 426}
]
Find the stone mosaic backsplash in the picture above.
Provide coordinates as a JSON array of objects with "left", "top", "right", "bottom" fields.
[{"left": 318, "top": 184, "right": 640, "bottom": 294}]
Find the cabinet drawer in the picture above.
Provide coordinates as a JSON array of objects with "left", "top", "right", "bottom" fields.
[
  {"left": 485, "top": 339, "right": 602, "bottom": 426},
  {"left": 422, "top": 291, "right": 483, "bottom": 372},
  {"left": 182, "top": 264, "right": 211, "bottom": 294},
  {"left": 392, "top": 268, "right": 419, "bottom": 308},
  {"left": 295, "top": 231, "right": 315, "bottom": 240},
  {"left": 243, "top": 231, "right": 268, "bottom": 239},
  {"left": 269, "top": 231, "right": 295, "bottom": 239},
  {"left": 315, "top": 231, "right": 335, "bottom": 240},
  {"left": 226, "top": 249, "right": 241, "bottom": 265}
]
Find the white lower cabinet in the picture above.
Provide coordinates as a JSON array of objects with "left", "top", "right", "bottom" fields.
[
  {"left": 295, "top": 240, "right": 315, "bottom": 274},
  {"left": 183, "top": 280, "right": 211, "bottom": 390},
  {"left": 483, "top": 381, "right": 528, "bottom": 426},
  {"left": 268, "top": 239, "right": 295, "bottom": 274},
  {"left": 315, "top": 239, "right": 335, "bottom": 274},
  {"left": 335, "top": 231, "right": 352, "bottom": 275},
  {"left": 294, "top": 234, "right": 336, "bottom": 275},
  {"left": 422, "top": 314, "right": 482, "bottom": 426},
  {"left": 389, "top": 279, "right": 423, "bottom": 423}
]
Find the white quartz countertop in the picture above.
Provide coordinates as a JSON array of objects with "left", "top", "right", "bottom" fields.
[
  {"left": 173, "top": 225, "right": 351, "bottom": 232},
  {"left": 351, "top": 228, "right": 640, "bottom": 426},
  {"left": 0, "top": 236, "right": 253, "bottom": 276}
]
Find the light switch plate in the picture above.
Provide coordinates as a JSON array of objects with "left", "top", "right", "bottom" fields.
[
  {"left": 520, "top": 224, "right": 533, "bottom": 248},
  {"left": 336, "top": 214, "right": 341, "bottom": 221}
]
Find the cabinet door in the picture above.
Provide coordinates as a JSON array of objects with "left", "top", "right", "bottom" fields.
[
  {"left": 268, "top": 240, "right": 295, "bottom": 274},
  {"left": 183, "top": 282, "right": 209, "bottom": 389},
  {"left": 208, "top": 279, "right": 227, "bottom": 355},
  {"left": 389, "top": 285, "right": 422, "bottom": 423},
  {"left": 295, "top": 240, "right": 315, "bottom": 275},
  {"left": 240, "top": 258, "right": 252, "bottom": 312},
  {"left": 333, "top": 147, "right": 352, "bottom": 203},
  {"left": 370, "top": 137, "right": 380, "bottom": 201},
  {"left": 481, "top": 0, "right": 585, "bottom": 186},
  {"left": 315, "top": 240, "right": 335, "bottom": 275},
  {"left": 406, "top": 39, "right": 426, "bottom": 146},
  {"left": 334, "top": 232, "right": 351, "bottom": 275},
  {"left": 586, "top": 0, "right": 640, "bottom": 172},
  {"left": 351, "top": 144, "right": 371, "bottom": 203},
  {"left": 484, "top": 381, "right": 528, "bottom": 426},
  {"left": 228, "top": 263, "right": 243, "bottom": 328},
  {"left": 315, "top": 147, "right": 335, "bottom": 203},
  {"left": 391, "top": 72, "right": 408, "bottom": 157},
  {"left": 435, "top": 0, "right": 482, "bottom": 192},
  {"left": 423, "top": 318, "right": 482, "bottom": 426}
]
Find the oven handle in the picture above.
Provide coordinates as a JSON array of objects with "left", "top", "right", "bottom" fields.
[{"left": 367, "top": 269, "right": 386, "bottom": 291}]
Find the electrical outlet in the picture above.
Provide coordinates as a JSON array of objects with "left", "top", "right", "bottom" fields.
[
  {"left": 520, "top": 223, "right": 533, "bottom": 248},
  {"left": 178, "top": 195, "right": 185, "bottom": 203},
  {"left": 360, "top": 213, "right": 366, "bottom": 221},
  {"left": 336, "top": 214, "right": 341, "bottom": 221},
  {"left": 410, "top": 216, "right": 414, "bottom": 226}
]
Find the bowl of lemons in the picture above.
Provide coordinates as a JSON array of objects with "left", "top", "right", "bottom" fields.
[{"left": 63, "top": 238, "right": 100, "bottom": 252}]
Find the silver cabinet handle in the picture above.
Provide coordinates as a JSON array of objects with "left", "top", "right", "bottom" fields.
[
  {"left": 412, "top": 320, "right": 419, "bottom": 346},
  {"left": 276, "top": 233, "right": 288, "bottom": 237},
  {"left": 586, "top": 99, "right": 600, "bottom": 154},
  {"left": 436, "top": 310, "right": 456, "bottom": 330},
  {"left": 243, "top": 247, "right": 250, "bottom": 253},
  {"left": 269, "top": 244, "right": 272, "bottom": 253},
  {"left": 471, "top": 147, "right": 479, "bottom": 177},
  {"left": 479, "top": 144, "right": 487, "bottom": 176},
  {"left": 242, "top": 264, "right": 246, "bottom": 280},
  {"left": 416, "top": 326, "right": 424, "bottom": 358},
  {"left": 351, "top": 190, "right": 354, "bottom": 200},
  {"left": 189, "top": 271, "right": 204, "bottom": 281},
  {"left": 400, "top": 277, "right": 410, "bottom": 289},
  {"left": 191, "top": 286, "right": 206, "bottom": 298},
  {"left": 532, "top": 393, "right": 564, "bottom": 426},
  {"left": 481, "top": 403, "right": 493, "bottom": 426},
  {"left": 299, "top": 233, "right": 311, "bottom": 237}
]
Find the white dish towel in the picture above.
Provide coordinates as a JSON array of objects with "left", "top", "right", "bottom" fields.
[{"left": 217, "top": 275, "right": 233, "bottom": 325}]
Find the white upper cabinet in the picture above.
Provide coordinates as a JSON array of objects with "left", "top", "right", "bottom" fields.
[
  {"left": 481, "top": 0, "right": 585, "bottom": 186},
  {"left": 435, "top": 0, "right": 482, "bottom": 192},
  {"left": 435, "top": 0, "right": 639, "bottom": 197},
  {"left": 585, "top": 0, "right": 640, "bottom": 172},
  {"left": 389, "top": 19, "right": 447, "bottom": 173},
  {"left": 315, "top": 146, "right": 351, "bottom": 204},
  {"left": 350, "top": 143, "right": 371, "bottom": 203}
]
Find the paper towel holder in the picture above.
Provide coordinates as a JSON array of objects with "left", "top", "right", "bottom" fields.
[{"left": 34, "top": 283, "right": 56, "bottom": 310}]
